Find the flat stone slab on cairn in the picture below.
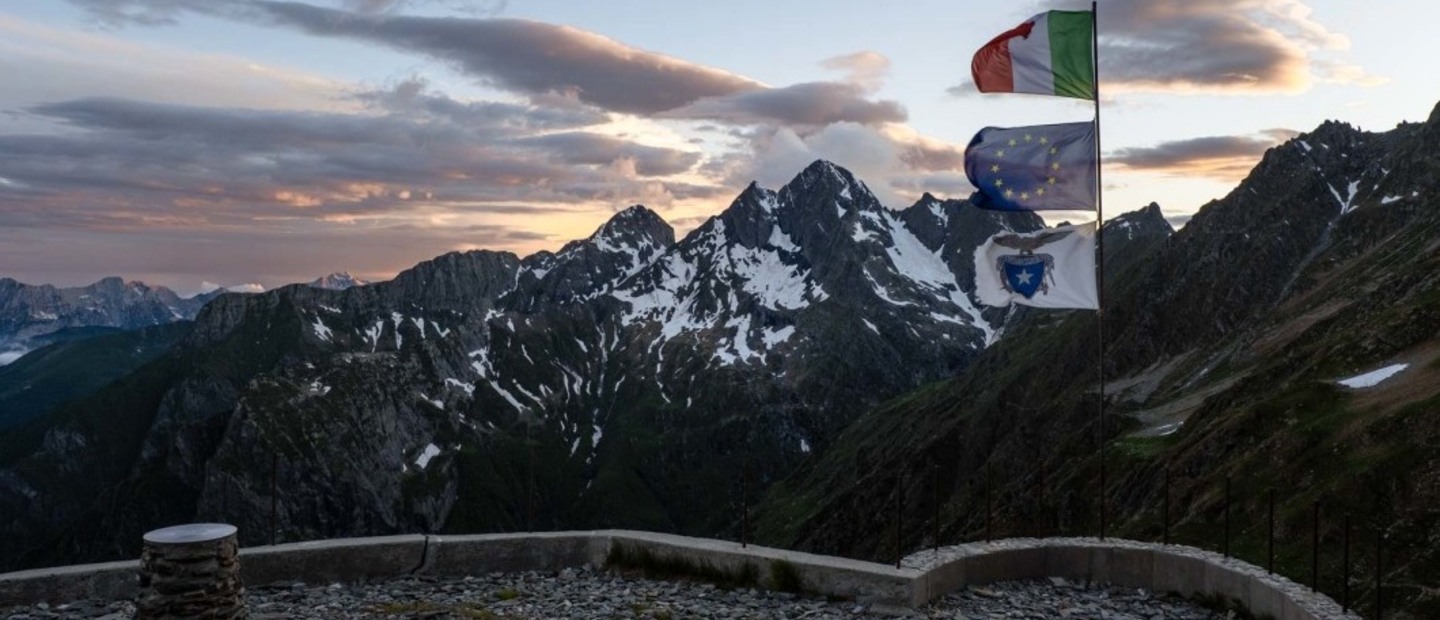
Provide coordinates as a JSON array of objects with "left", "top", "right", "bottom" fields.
[{"left": 138, "top": 523, "right": 245, "bottom": 619}]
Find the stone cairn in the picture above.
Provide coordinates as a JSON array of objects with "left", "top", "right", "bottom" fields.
[{"left": 136, "top": 523, "right": 246, "bottom": 619}]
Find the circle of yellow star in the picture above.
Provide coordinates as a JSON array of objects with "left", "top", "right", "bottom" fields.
[
  {"left": 993, "top": 179, "right": 1004, "bottom": 187},
  {"left": 990, "top": 164, "right": 1000, "bottom": 173},
  {"left": 1020, "top": 192, "right": 1030, "bottom": 200},
  {"left": 1039, "top": 137, "right": 1049, "bottom": 145},
  {"left": 1051, "top": 162, "right": 1060, "bottom": 171},
  {"left": 996, "top": 149, "right": 1005, "bottom": 158},
  {"left": 1007, "top": 138, "right": 1017, "bottom": 147},
  {"left": 1036, "top": 188, "right": 1046, "bottom": 196},
  {"left": 1024, "top": 134, "right": 1033, "bottom": 142},
  {"left": 1047, "top": 177, "right": 1057, "bottom": 185},
  {"left": 1004, "top": 189, "right": 1014, "bottom": 198}
]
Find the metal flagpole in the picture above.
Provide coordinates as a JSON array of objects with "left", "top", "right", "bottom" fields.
[{"left": 1091, "top": 0, "right": 1108, "bottom": 541}]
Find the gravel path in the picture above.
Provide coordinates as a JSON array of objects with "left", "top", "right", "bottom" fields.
[{"left": 3, "top": 568, "right": 1229, "bottom": 619}]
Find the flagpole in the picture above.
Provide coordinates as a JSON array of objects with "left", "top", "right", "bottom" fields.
[{"left": 1091, "top": 0, "right": 1108, "bottom": 542}]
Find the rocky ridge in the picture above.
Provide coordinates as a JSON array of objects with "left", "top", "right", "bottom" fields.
[
  {"left": 0, "top": 160, "right": 1056, "bottom": 570},
  {"left": 756, "top": 103, "right": 1440, "bottom": 618}
]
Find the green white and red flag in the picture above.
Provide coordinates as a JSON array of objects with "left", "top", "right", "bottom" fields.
[{"left": 971, "top": 10, "right": 1095, "bottom": 99}]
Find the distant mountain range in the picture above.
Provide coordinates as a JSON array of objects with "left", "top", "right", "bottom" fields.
[
  {"left": 0, "top": 272, "right": 371, "bottom": 364},
  {"left": 0, "top": 159, "right": 1166, "bottom": 570},
  {"left": 0, "top": 278, "right": 221, "bottom": 359}
]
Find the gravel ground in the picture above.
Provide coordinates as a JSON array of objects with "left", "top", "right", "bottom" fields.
[{"left": 2, "top": 567, "right": 1232, "bottom": 619}]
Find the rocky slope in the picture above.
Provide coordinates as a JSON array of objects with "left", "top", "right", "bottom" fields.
[
  {"left": 0, "top": 160, "right": 1044, "bottom": 570},
  {"left": 756, "top": 104, "right": 1440, "bottom": 619}
]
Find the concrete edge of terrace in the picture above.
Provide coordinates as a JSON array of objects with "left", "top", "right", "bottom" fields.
[{"left": 0, "top": 532, "right": 1358, "bottom": 619}]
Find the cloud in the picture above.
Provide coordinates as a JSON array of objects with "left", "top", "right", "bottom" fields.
[
  {"left": 820, "top": 51, "right": 891, "bottom": 92},
  {"left": 354, "top": 75, "right": 612, "bottom": 129},
  {"left": 253, "top": 3, "right": 907, "bottom": 126},
  {"left": 518, "top": 132, "right": 699, "bottom": 177},
  {"left": 63, "top": 0, "right": 238, "bottom": 26},
  {"left": 63, "top": 1, "right": 906, "bottom": 129},
  {"left": 339, "top": 0, "right": 507, "bottom": 15},
  {"left": 0, "top": 206, "right": 565, "bottom": 292},
  {"left": 5, "top": 94, "right": 705, "bottom": 214},
  {"left": 944, "top": 82, "right": 978, "bottom": 98},
  {"left": 1106, "top": 130, "right": 1297, "bottom": 179},
  {"left": 63, "top": 0, "right": 505, "bottom": 25},
  {"left": 713, "top": 122, "right": 974, "bottom": 208},
  {"left": 253, "top": 1, "right": 765, "bottom": 115},
  {"left": 665, "top": 81, "right": 906, "bottom": 127},
  {"left": 1098, "top": 0, "right": 1382, "bottom": 93},
  {"left": 0, "top": 13, "right": 346, "bottom": 119}
]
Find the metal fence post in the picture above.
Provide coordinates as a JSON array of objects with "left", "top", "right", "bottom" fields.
[
  {"left": 1311, "top": 500, "right": 1320, "bottom": 591},
  {"left": 270, "top": 451, "right": 278, "bottom": 546},
  {"left": 932, "top": 461, "right": 940, "bottom": 554},
  {"left": 1375, "top": 527, "right": 1383, "bottom": 620},
  {"left": 741, "top": 458, "right": 749, "bottom": 548},
  {"left": 1163, "top": 468, "right": 1170, "bottom": 546},
  {"left": 894, "top": 473, "right": 904, "bottom": 569},
  {"left": 985, "top": 460, "right": 993, "bottom": 543},
  {"left": 1223, "top": 476, "right": 1231, "bottom": 558},
  {"left": 1267, "top": 487, "right": 1275, "bottom": 573},
  {"left": 1342, "top": 514, "right": 1350, "bottom": 613}
]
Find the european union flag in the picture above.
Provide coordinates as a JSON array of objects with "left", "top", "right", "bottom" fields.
[{"left": 964, "top": 121, "right": 1096, "bottom": 212}]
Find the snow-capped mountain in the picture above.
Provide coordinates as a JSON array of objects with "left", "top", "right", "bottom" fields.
[
  {"left": 0, "top": 160, "right": 1051, "bottom": 567},
  {"left": 0, "top": 277, "right": 221, "bottom": 357},
  {"left": 307, "top": 272, "right": 369, "bottom": 290}
]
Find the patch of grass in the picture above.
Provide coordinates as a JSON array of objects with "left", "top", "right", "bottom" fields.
[
  {"left": 1113, "top": 434, "right": 1178, "bottom": 460},
  {"left": 605, "top": 542, "right": 759, "bottom": 589},
  {"left": 1250, "top": 381, "right": 1352, "bottom": 438},
  {"left": 494, "top": 587, "right": 520, "bottom": 601}
]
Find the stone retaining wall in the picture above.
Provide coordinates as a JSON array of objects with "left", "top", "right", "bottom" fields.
[{"left": 0, "top": 532, "right": 1357, "bottom": 619}]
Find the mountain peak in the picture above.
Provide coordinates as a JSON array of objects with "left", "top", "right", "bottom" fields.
[
  {"left": 308, "top": 272, "right": 368, "bottom": 290},
  {"left": 1104, "top": 202, "right": 1173, "bottom": 237},
  {"left": 779, "top": 160, "right": 876, "bottom": 213},
  {"left": 795, "top": 159, "right": 854, "bottom": 186},
  {"left": 590, "top": 204, "right": 675, "bottom": 253}
]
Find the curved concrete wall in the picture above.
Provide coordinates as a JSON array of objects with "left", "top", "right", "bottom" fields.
[
  {"left": 0, "top": 532, "right": 1355, "bottom": 619},
  {"left": 903, "top": 537, "right": 1357, "bottom": 620}
]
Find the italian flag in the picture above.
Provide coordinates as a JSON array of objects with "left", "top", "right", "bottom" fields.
[{"left": 971, "top": 10, "right": 1095, "bottom": 99}]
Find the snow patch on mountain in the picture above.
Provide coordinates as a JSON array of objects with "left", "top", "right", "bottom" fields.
[
  {"left": 1337, "top": 364, "right": 1408, "bottom": 389},
  {"left": 727, "top": 243, "right": 816, "bottom": 312},
  {"left": 310, "top": 316, "right": 332, "bottom": 342},
  {"left": 1329, "top": 179, "right": 1361, "bottom": 214},
  {"left": 413, "top": 443, "right": 441, "bottom": 470}
]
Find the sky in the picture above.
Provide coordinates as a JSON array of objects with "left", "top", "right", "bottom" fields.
[{"left": 1, "top": 0, "right": 1435, "bottom": 295}]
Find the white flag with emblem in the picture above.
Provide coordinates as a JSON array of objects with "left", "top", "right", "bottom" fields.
[{"left": 973, "top": 221, "right": 1098, "bottom": 309}]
